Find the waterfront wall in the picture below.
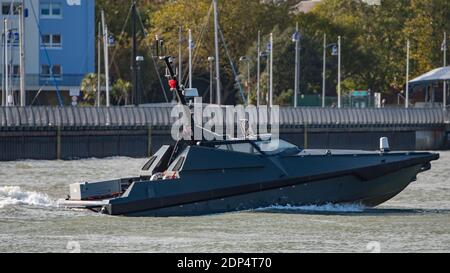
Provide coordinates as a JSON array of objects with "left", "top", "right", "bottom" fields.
[
  {"left": 0, "top": 106, "right": 447, "bottom": 128},
  {"left": 0, "top": 106, "right": 448, "bottom": 161}
]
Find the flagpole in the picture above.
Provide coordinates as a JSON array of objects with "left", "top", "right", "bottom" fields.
[
  {"left": 188, "top": 29, "right": 193, "bottom": 89},
  {"left": 213, "top": 0, "right": 221, "bottom": 105}
]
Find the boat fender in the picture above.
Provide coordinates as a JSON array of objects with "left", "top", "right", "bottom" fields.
[
  {"left": 380, "top": 137, "right": 390, "bottom": 153},
  {"left": 150, "top": 173, "right": 164, "bottom": 181}
]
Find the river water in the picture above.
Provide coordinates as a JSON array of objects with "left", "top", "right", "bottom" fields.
[{"left": 0, "top": 152, "right": 449, "bottom": 253}]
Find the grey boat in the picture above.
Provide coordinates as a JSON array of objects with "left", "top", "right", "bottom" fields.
[
  {"left": 59, "top": 42, "right": 439, "bottom": 217},
  {"left": 60, "top": 138, "right": 438, "bottom": 217}
]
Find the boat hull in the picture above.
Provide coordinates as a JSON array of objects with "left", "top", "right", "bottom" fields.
[{"left": 110, "top": 164, "right": 423, "bottom": 217}]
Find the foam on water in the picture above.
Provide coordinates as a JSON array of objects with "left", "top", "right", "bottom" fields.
[
  {"left": 259, "top": 203, "right": 366, "bottom": 213},
  {"left": 0, "top": 186, "right": 56, "bottom": 209}
]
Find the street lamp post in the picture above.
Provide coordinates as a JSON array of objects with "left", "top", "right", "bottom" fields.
[
  {"left": 337, "top": 36, "right": 342, "bottom": 108},
  {"left": 292, "top": 23, "right": 301, "bottom": 108},
  {"left": 208, "top": 57, "right": 215, "bottom": 104},
  {"left": 269, "top": 33, "right": 274, "bottom": 107},
  {"left": 136, "top": 56, "right": 144, "bottom": 106},
  {"left": 97, "top": 22, "right": 102, "bottom": 107},
  {"left": 322, "top": 34, "right": 339, "bottom": 108},
  {"left": 259, "top": 51, "right": 269, "bottom": 105},
  {"left": 4, "top": 19, "right": 9, "bottom": 107},
  {"left": 322, "top": 34, "right": 326, "bottom": 108},
  {"left": 257, "top": 31, "right": 261, "bottom": 107},
  {"left": 239, "top": 56, "right": 251, "bottom": 104},
  {"left": 188, "top": 29, "right": 193, "bottom": 89},
  {"left": 406, "top": 39, "right": 410, "bottom": 109},
  {"left": 101, "top": 10, "right": 110, "bottom": 107},
  {"left": 213, "top": 0, "right": 221, "bottom": 105},
  {"left": 19, "top": 1, "right": 25, "bottom": 107},
  {"left": 443, "top": 32, "right": 447, "bottom": 110}
]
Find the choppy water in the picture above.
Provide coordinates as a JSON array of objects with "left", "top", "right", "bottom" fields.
[{"left": 0, "top": 152, "right": 449, "bottom": 253}]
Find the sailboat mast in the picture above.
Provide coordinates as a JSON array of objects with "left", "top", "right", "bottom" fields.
[
  {"left": 97, "top": 22, "right": 102, "bottom": 107},
  {"left": 178, "top": 27, "right": 182, "bottom": 84},
  {"left": 269, "top": 33, "right": 273, "bottom": 107},
  {"left": 19, "top": 0, "right": 26, "bottom": 106},
  {"left": 4, "top": 19, "right": 9, "bottom": 106},
  {"left": 131, "top": 1, "right": 139, "bottom": 106},
  {"left": 213, "top": 0, "right": 221, "bottom": 105},
  {"left": 188, "top": 29, "right": 193, "bottom": 88},
  {"left": 101, "top": 10, "right": 110, "bottom": 107}
]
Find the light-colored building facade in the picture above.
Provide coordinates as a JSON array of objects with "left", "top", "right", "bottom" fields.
[{"left": 1, "top": 0, "right": 95, "bottom": 106}]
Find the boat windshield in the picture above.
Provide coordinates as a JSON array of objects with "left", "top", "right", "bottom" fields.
[{"left": 254, "top": 140, "right": 302, "bottom": 156}]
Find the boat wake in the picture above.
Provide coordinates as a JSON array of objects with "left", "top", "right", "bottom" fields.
[
  {"left": 0, "top": 186, "right": 56, "bottom": 209},
  {"left": 257, "top": 204, "right": 366, "bottom": 213}
]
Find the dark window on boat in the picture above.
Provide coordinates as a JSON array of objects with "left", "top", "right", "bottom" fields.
[
  {"left": 172, "top": 157, "right": 186, "bottom": 172},
  {"left": 216, "top": 143, "right": 259, "bottom": 155},
  {"left": 142, "top": 156, "right": 157, "bottom": 171}
]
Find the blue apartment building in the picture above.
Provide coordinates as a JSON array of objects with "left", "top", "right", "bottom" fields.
[{"left": 1, "top": 0, "right": 95, "bottom": 105}]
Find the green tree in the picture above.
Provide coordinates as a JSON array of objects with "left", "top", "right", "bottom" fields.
[
  {"left": 149, "top": 0, "right": 292, "bottom": 104},
  {"left": 112, "top": 79, "right": 132, "bottom": 105},
  {"left": 80, "top": 73, "right": 104, "bottom": 106}
]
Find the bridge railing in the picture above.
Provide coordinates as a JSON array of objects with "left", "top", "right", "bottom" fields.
[{"left": 0, "top": 106, "right": 448, "bottom": 128}]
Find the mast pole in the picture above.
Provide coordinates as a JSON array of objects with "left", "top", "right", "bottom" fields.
[
  {"left": 97, "top": 22, "right": 102, "bottom": 107},
  {"left": 213, "top": 0, "right": 221, "bottom": 105},
  {"left": 257, "top": 30, "right": 260, "bottom": 107},
  {"left": 19, "top": 0, "right": 26, "bottom": 106},
  {"left": 269, "top": 33, "right": 273, "bottom": 107},
  {"left": 188, "top": 29, "right": 193, "bottom": 88},
  {"left": 4, "top": 19, "right": 9, "bottom": 106},
  {"left": 337, "top": 36, "right": 341, "bottom": 108},
  {"left": 101, "top": 10, "right": 110, "bottom": 107},
  {"left": 1, "top": 19, "right": 5, "bottom": 106},
  {"left": 294, "top": 23, "right": 299, "bottom": 108},
  {"left": 178, "top": 26, "right": 182, "bottom": 84},
  {"left": 131, "top": 1, "right": 139, "bottom": 106},
  {"left": 406, "top": 39, "right": 410, "bottom": 109},
  {"left": 444, "top": 32, "right": 447, "bottom": 110},
  {"left": 322, "top": 33, "right": 326, "bottom": 108}
]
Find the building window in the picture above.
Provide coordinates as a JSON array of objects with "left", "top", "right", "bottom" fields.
[
  {"left": 41, "top": 64, "right": 62, "bottom": 77},
  {"left": 41, "top": 2, "right": 62, "bottom": 18},
  {"left": 41, "top": 65, "right": 51, "bottom": 76},
  {"left": 12, "top": 65, "right": 20, "bottom": 77},
  {"left": 52, "top": 34, "right": 61, "bottom": 46},
  {"left": 41, "top": 3, "right": 50, "bottom": 15},
  {"left": 41, "top": 34, "right": 62, "bottom": 48},
  {"left": 52, "top": 65, "right": 62, "bottom": 76},
  {"left": 2, "top": 3, "right": 20, "bottom": 16},
  {"left": 52, "top": 3, "right": 61, "bottom": 15},
  {"left": 42, "top": 34, "right": 51, "bottom": 46},
  {"left": 1, "top": 31, "right": 20, "bottom": 47}
]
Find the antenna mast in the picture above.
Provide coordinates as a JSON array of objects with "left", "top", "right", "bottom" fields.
[{"left": 213, "top": 0, "right": 221, "bottom": 105}]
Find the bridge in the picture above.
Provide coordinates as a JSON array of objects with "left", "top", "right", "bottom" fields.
[{"left": 0, "top": 106, "right": 449, "bottom": 161}]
